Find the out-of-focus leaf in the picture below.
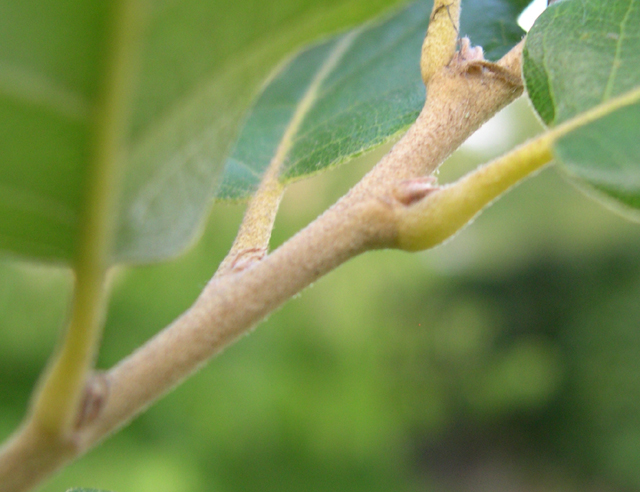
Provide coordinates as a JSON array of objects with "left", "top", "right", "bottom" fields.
[
  {"left": 0, "top": 1, "right": 107, "bottom": 262},
  {"left": 218, "top": 0, "right": 528, "bottom": 200},
  {"left": 116, "top": 0, "right": 415, "bottom": 263},
  {"left": 0, "top": 0, "right": 406, "bottom": 265},
  {"left": 523, "top": 0, "right": 640, "bottom": 214}
]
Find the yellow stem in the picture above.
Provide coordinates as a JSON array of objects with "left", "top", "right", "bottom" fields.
[
  {"left": 396, "top": 85, "right": 640, "bottom": 251},
  {"left": 421, "top": 0, "right": 461, "bottom": 84}
]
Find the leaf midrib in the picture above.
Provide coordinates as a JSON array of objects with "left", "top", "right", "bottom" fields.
[
  {"left": 551, "top": 85, "right": 640, "bottom": 145},
  {"left": 265, "top": 30, "right": 359, "bottom": 178}
]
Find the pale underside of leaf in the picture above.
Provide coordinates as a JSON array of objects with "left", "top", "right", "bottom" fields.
[
  {"left": 111, "top": 0, "right": 413, "bottom": 264},
  {"left": 113, "top": 48, "right": 274, "bottom": 263}
]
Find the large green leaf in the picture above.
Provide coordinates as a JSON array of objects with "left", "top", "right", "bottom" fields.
[
  {"left": 0, "top": 0, "right": 406, "bottom": 265},
  {"left": 523, "top": 0, "right": 640, "bottom": 214},
  {"left": 219, "top": 0, "right": 528, "bottom": 200}
]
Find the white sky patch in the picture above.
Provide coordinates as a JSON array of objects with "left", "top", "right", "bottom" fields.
[
  {"left": 460, "top": 1, "right": 548, "bottom": 153},
  {"left": 517, "top": 0, "right": 547, "bottom": 31}
]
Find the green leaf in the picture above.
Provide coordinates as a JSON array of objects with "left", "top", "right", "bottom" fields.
[
  {"left": 0, "top": 0, "right": 407, "bottom": 265},
  {"left": 523, "top": 0, "right": 640, "bottom": 214},
  {"left": 0, "top": 1, "right": 107, "bottom": 262},
  {"left": 218, "top": 0, "right": 527, "bottom": 201},
  {"left": 555, "top": 97, "right": 640, "bottom": 212},
  {"left": 524, "top": 0, "right": 640, "bottom": 127}
]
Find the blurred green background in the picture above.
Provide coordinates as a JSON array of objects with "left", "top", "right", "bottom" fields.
[{"left": 3, "top": 98, "right": 640, "bottom": 492}]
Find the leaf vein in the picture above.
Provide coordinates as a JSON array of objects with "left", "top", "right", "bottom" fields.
[{"left": 269, "top": 30, "right": 361, "bottom": 179}]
